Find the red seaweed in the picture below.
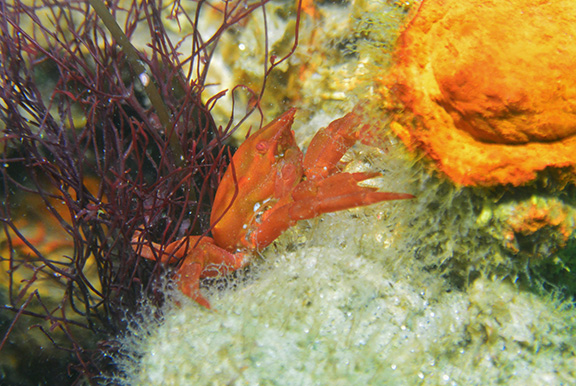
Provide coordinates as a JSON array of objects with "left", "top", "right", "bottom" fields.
[{"left": 0, "top": 0, "right": 300, "bottom": 383}]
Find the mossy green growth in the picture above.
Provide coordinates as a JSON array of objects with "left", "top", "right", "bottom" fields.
[
  {"left": 533, "top": 238, "right": 576, "bottom": 301},
  {"left": 390, "top": 147, "right": 576, "bottom": 294},
  {"left": 112, "top": 243, "right": 576, "bottom": 385},
  {"left": 111, "top": 142, "right": 576, "bottom": 385}
]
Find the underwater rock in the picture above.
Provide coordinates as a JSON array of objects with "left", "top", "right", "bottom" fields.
[
  {"left": 383, "top": 0, "right": 576, "bottom": 187},
  {"left": 113, "top": 244, "right": 576, "bottom": 385},
  {"left": 492, "top": 196, "right": 576, "bottom": 258}
]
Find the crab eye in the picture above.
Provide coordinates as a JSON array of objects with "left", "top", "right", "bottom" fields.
[{"left": 256, "top": 141, "right": 269, "bottom": 153}]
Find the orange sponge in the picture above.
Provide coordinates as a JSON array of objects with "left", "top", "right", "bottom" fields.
[{"left": 383, "top": 0, "right": 576, "bottom": 186}]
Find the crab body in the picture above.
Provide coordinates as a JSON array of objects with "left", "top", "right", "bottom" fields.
[
  {"left": 133, "top": 109, "right": 413, "bottom": 307},
  {"left": 210, "top": 109, "right": 303, "bottom": 252}
]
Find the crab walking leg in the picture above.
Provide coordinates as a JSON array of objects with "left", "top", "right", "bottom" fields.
[
  {"left": 132, "top": 231, "right": 196, "bottom": 264},
  {"left": 132, "top": 233, "right": 247, "bottom": 308},
  {"left": 174, "top": 239, "right": 247, "bottom": 308},
  {"left": 250, "top": 172, "right": 414, "bottom": 248}
]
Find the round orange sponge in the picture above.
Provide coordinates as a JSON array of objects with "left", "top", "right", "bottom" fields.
[{"left": 383, "top": 0, "right": 576, "bottom": 186}]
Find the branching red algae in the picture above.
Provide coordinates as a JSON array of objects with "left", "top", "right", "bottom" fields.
[{"left": 0, "top": 0, "right": 282, "bottom": 383}]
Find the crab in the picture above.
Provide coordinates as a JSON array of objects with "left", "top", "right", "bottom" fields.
[{"left": 132, "top": 108, "right": 413, "bottom": 307}]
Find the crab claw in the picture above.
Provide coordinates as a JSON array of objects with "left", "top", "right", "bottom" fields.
[
  {"left": 246, "top": 111, "right": 414, "bottom": 248},
  {"left": 251, "top": 172, "right": 413, "bottom": 248},
  {"left": 303, "top": 111, "right": 365, "bottom": 180}
]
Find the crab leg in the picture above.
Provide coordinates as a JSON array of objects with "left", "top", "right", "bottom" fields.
[{"left": 132, "top": 233, "right": 246, "bottom": 308}]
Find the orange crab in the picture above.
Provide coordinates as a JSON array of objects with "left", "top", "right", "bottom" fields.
[{"left": 133, "top": 108, "right": 413, "bottom": 307}]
